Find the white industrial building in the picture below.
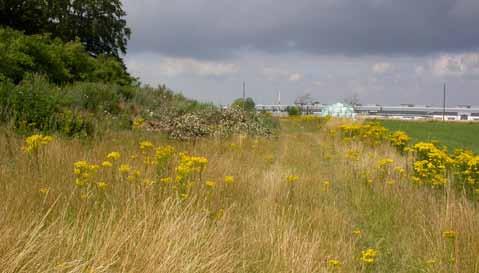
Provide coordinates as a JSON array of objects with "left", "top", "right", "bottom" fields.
[
  {"left": 256, "top": 103, "right": 479, "bottom": 121},
  {"left": 355, "top": 104, "right": 479, "bottom": 121}
]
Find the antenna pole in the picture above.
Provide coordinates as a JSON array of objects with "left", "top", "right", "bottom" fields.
[
  {"left": 442, "top": 83, "right": 446, "bottom": 121},
  {"left": 242, "top": 81, "right": 246, "bottom": 111}
]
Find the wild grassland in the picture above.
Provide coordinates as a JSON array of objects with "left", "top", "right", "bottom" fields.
[
  {"left": 1, "top": 118, "right": 479, "bottom": 273},
  {"left": 377, "top": 119, "right": 479, "bottom": 153}
]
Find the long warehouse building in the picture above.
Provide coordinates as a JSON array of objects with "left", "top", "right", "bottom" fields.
[{"left": 255, "top": 104, "right": 479, "bottom": 121}]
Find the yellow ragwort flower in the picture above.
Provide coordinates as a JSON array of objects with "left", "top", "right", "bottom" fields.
[
  {"left": 160, "top": 177, "right": 173, "bottom": 184},
  {"left": 133, "top": 117, "right": 145, "bottom": 129},
  {"left": 353, "top": 229, "right": 362, "bottom": 236},
  {"left": 327, "top": 259, "right": 341, "bottom": 268},
  {"left": 119, "top": 164, "right": 131, "bottom": 174},
  {"left": 442, "top": 229, "right": 457, "bottom": 239},
  {"left": 286, "top": 175, "right": 299, "bottom": 184},
  {"left": 106, "top": 152, "right": 121, "bottom": 161},
  {"left": 143, "top": 179, "right": 156, "bottom": 186},
  {"left": 97, "top": 181, "right": 108, "bottom": 190},
  {"left": 22, "top": 134, "right": 54, "bottom": 153},
  {"left": 224, "top": 176, "right": 235, "bottom": 185},
  {"left": 360, "top": 248, "right": 378, "bottom": 264},
  {"left": 101, "top": 161, "right": 113, "bottom": 168},
  {"left": 139, "top": 140, "right": 154, "bottom": 151},
  {"left": 205, "top": 180, "right": 216, "bottom": 188}
]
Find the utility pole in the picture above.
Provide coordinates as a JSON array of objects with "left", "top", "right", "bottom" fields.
[
  {"left": 442, "top": 83, "right": 446, "bottom": 121},
  {"left": 242, "top": 81, "right": 246, "bottom": 111}
]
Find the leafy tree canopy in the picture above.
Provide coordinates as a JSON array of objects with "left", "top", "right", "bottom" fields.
[
  {"left": 232, "top": 97, "right": 256, "bottom": 112},
  {"left": 0, "top": 27, "right": 133, "bottom": 85},
  {"left": 0, "top": 0, "right": 130, "bottom": 58}
]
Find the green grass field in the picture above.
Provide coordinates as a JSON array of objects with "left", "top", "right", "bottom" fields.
[{"left": 377, "top": 119, "right": 479, "bottom": 153}]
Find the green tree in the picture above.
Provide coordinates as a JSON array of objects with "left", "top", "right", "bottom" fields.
[
  {"left": 0, "top": 27, "right": 132, "bottom": 84},
  {"left": 231, "top": 97, "right": 256, "bottom": 112},
  {"left": 287, "top": 106, "right": 301, "bottom": 116},
  {"left": 0, "top": 0, "right": 130, "bottom": 58}
]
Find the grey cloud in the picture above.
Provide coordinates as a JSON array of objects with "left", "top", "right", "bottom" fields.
[{"left": 124, "top": 0, "right": 479, "bottom": 59}]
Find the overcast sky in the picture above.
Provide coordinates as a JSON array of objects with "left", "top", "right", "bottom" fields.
[{"left": 123, "top": 0, "right": 479, "bottom": 106}]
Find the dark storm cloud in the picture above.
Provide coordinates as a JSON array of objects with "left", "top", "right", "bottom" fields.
[{"left": 124, "top": 0, "right": 479, "bottom": 59}]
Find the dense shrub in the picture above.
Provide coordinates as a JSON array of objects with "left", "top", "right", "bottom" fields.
[
  {"left": 63, "top": 82, "right": 123, "bottom": 114},
  {"left": 0, "top": 27, "right": 132, "bottom": 85},
  {"left": 0, "top": 74, "right": 64, "bottom": 131},
  {"left": 166, "top": 107, "right": 278, "bottom": 140},
  {"left": 287, "top": 106, "right": 301, "bottom": 116},
  {"left": 0, "top": 74, "right": 94, "bottom": 136}
]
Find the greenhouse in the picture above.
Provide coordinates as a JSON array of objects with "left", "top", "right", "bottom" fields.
[{"left": 320, "top": 103, "right": 355, "bottom": 118}]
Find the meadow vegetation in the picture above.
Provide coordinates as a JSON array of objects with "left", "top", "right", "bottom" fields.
[{"left": 1, "top": 117, "right": 479, "bottom": 272}]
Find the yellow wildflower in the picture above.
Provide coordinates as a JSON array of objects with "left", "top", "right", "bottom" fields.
[
  {"left": 119, "top": 164, "right": 131, "bottom": 174},
  {"left": 73, "top": 160, "right": 99, "bottom": 186},
  {"left": 327, "top": 259, "right": 341, "bottom": 268},
  {"left": 132, "top": 117, "right": 145, "bottom": 129},
  {"left": 378, "top": 158, "right": 394, "bottom": 168},
  {"left": 442, "top": 230, "right": 457, "bottom": 239},
  {"left": 143, "top": 179, "right": 156, "bottom": 186},
  {"left": 101, "top": 161, "right": 113, "bottom": 168},
  {"left": 360, "top": 248, "right": 378, "bottom": 264},
  {"left": 106, "top": 152, "right": 121, "bottom": 161},
  {"left": 390, "top": 131, "right": 411, "bottom": 152},
  {"left": 205, "top": 180, "right": 216, "bottom": 188},
  {"left": 225, "top": 176, "right": 234, "bottom": 184},
  {"left": 286, "top": 175, "right": 299, "bottom": 184},
  {"left": 97, "top": 181, "right": 108, "bottom": 190},
  {"left": 22, "top": 134, "right": 54, "bottom": 153},
  {"left": 139, "top": 140, "right": 154, "bottom": 151},
  {"left": 127, "top": 170, "right": 141, "bottom": 182},
  {"left": 160, "top": 177, "right": 173, "bottom": 184},
  {"left": 352, "top": 229, "right": 362, "bottom": 236},
  {"left": 394, "top": 166, "right": 405, "bottom": 176}
]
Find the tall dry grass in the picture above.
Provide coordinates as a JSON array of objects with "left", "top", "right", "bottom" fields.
[{"left": 0, "top": 120, "right": 478, "bottom": 273}]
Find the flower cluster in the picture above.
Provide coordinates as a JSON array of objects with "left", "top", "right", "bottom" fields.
[
  {"left": 106, "top": 152, "right": 121, "bottom": 161},
  {"left": 453, "top": 149, "right": 479, "bottom": 189},
  {"left": 139, "top": 140, "right": 154, "bottom": 152},
  {"left": 156, "top": 145, "right": 176, "bottom": 173},
  {"left": 360, "top": 248, "right": 378, "bottom": 264},
  {"left": 411, "top": 142, "right": 453, "bottom": 187},
  {"left": 132, "top": 117, "right": 145, "bottom": 129},
  {"left": 73, "top": 160, "right": 100, "bottom": 187},
  {"left": 339, "top": 123, "right": 389, "bottom": 146},
  {"left": 389, "top": 131, "right": 411, "bottom": 153},
  {"left": 376, "top": 158, "right": 396, "bottom": 182},
  {"left": 22, "top": 134, "right": 54, "bottom": 154},
  {"left": 175, "top": 153, "right": 208, "bottom": 183}
]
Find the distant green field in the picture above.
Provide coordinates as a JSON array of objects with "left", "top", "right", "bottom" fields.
[{"left": 376, "top": 119, "right": 479, "bottom": 153}]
